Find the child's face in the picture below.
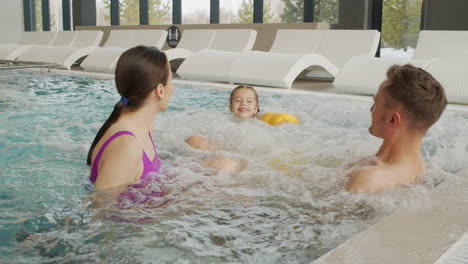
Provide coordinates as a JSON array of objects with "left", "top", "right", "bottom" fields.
[{"left": 229, "top": 88, "right": 259, "bottom": 119}]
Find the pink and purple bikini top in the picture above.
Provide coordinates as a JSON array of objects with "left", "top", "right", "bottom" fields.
[{"left": 90, "top": 130, "right": 161, "bottom": 183}]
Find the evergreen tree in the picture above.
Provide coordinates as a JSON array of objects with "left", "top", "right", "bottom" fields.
[
  {"left": 280, "top": 0, "right": 339, "bottom": 24},
  {"left": 149, "top": 0, "right": 171, "bottom": 25},
  {"left": 263, "top": 1, "right": 277, "bottom": 23},
  {"left": 382, "top": 0, "right": 422, "bottom": 50},
  {"left": 103, "top": 0, "right": 111, "bottom": 24},
  {"left": 119, "top": 0, "right": 140, "bottom": 25},
  {"left": 236, "top": 0, "right": 252, "bottom": 23},
  {"left": 280, "top": 0, "right": 303, "bottom": 23},
  {"left": 236, "top": 0, "right": 276, "bottom": 24},
  {"left": 315, "top": 0, "right": 339, "bottom": 24}
]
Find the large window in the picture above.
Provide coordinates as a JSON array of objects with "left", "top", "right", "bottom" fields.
[
  {"left": 119, "top": 0, "right": 140, "bottom": 25},
  {"left": 35, "top": 0, "right": 43, "bottom": 31},
  {"left": 232, "top": 0, "right": 253, "bottom": 24},
  {"left": 263, "top": 0, "right": 281, "bottom": 23},
  {"left": 220, "top": 0, "right": 239, "bottom": 24},
  {"left": 182, "top": 0, "right": 209, "bottom": 24},
  {"left": 314, "top": 0, "right": 339, "bottom": 24},
  {"left": 31, "top": 0, "right": 341, "bottom": 29},
  {"left": 50, "top": 0, "right": 63, "bottom": 31},
  {"left": 96, "top": 0, "right": 110, "bottom": 25},
  {"left": 381, "top": 0, "right": 422, "bottom": 59},
  {"left": 278, "top": 0, "right": 304, "bottom": 23},
  {"left": 149, "top": 0, "right": 172, "bottom": 25}
]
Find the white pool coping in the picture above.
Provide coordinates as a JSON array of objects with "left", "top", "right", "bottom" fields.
[
  {"left": 434, "top": 230, "right": 468, "bottom": 264},
  {"left": 312, "top": 169, "right": 468, "bottom": 264},
  {"left": 5, "top": 68, "right": 468, "bottom": 263}
]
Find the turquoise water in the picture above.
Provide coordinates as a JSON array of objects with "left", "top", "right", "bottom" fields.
[{"left": 1, "top": 70, "right": 467, "bottom": 263}]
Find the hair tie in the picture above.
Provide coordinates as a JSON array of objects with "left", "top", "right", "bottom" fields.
[{"left": 120, "top": 96, "right": 129, "bottom": 106}]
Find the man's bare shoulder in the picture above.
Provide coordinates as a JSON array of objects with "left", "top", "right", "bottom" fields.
[
  {"left": 345, "top": 154, "right": 402, "bottom": 194},
  {"left": 346, "top": 166, "right": 385, "bottom": 194},
  {"left": 346, "top": 159, "right": 425, "bottom": 194}
]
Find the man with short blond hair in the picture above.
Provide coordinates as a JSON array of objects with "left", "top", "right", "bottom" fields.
[{"left": 346, "top": 64, "right": 447, "bottom": 194}]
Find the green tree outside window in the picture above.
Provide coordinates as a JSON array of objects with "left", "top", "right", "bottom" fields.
[
  {"left": 382, "top": 0, "right": 422, "bottom": 50},
  {"left": 280, "top": 0, "right": 338, "bottom": 24}
]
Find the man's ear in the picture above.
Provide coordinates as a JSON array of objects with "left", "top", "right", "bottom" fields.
[
  {"left": 155, "top": 84, "right": 164, "bottom": 100},
  {"left": 389, "top": 112, "right": 401, "bottom": 128}
]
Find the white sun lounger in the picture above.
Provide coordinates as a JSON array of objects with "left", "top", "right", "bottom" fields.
[
  {"left": 80, "top": 29, "right": 167, "bottom": 73},
  {"left": 405, "top": 31, "right": 468, "bottom": 104},
  {"left": 208, "top": 29, "right": 257, "bottom": 52},
  {"left": 0, "top": 31, "right": 58, "bottom": 60},
  {"left": 227, "top": 29, "right": 380, "bottom": 89},
  {"left": 11, "top": 30, "right": 103, "bottom": 69},
  {"left": 223, "top": 29, "right": 325, "bottom": 87},
  {"left": 176, "top": 29, "right": 323, "bottom": 84},
  {"left": 175, "top": 29, "right": 257, "bottom": 82},
  {"left": 45, "top": 30, "right": 103, "bottom": 69},
  {"left": 333, "top": 55, "right": 402, "bottom": 95},
  {"left": 334, "top": 30, "right": 468, "bottom": 97},
  {"left": 424, "top": 56, "right": 468, "bottom": 104},
  {"left": 165, "top": 29, "right": 215, "bottom": 62},
  {"left": 16, "top": 31, "right": 78, "bottom": 62}
]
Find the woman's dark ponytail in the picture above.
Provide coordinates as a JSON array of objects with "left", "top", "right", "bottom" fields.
[{"left": 86, "top": 101, "right": 126, "bottom": 165}]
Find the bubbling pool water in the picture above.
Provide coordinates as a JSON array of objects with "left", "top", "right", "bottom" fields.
[{"left": 0, "top": 71, "right": 467, "bottom": 263}]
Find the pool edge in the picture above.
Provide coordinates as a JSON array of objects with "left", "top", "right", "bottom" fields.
[{"left": 311, "top": 169, "right": 468, "bottom": 264}]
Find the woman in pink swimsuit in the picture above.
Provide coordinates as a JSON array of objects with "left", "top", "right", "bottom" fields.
[{"left": 87, "top": 45, "right": 174, "bottom": 190}]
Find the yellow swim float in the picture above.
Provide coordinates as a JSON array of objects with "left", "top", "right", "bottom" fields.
[{"left": 259, "top": 112, "right": 300, "bottom": 126}]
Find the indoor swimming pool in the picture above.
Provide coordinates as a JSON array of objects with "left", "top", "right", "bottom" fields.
[{"left": 1, "top": 70, "right": 467, "bottom": 263}]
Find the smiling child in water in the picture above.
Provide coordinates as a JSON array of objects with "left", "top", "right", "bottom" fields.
[
  {"left": 186, "top": 84, "right": 299, "bottom": 151},
  {"left": 229, "top": 84, "right": 260, "bottom": 119},
  {"left": 185, "top": 85, "right": 299, "bottom": 174},
  {"left": 229, "top": 84, "right": 300, "bottom": 125},
  {"left": 185, "top": 85, "right": 260, "bottom": 151}
]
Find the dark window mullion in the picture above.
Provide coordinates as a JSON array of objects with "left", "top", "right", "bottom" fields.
[
  {"left": 111, "top": 0, "right": 119, "bottom": 25},
  {"left": 23, "top": 0, "right": 36, "bottom": 31},
  {"left": 173, "top": 0, "right": 181, "bottom": 24},
  {"left": 42, "top": 0, "right": 51, "bottom": 31},
  {"left": 253, "top": 0, "right": 263, "bottom": 23},
  {"left": 304, "top": 0, "right": 314, "bottom": 22},
  {"left": 140, "top": 0, "right": 149, "bottom": 25},
  {"left": 62, "top": 0, "right": 71, "bottom": 30},
  {"left": 210, "top": 0, "right": 219, "bottom": 24}
]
